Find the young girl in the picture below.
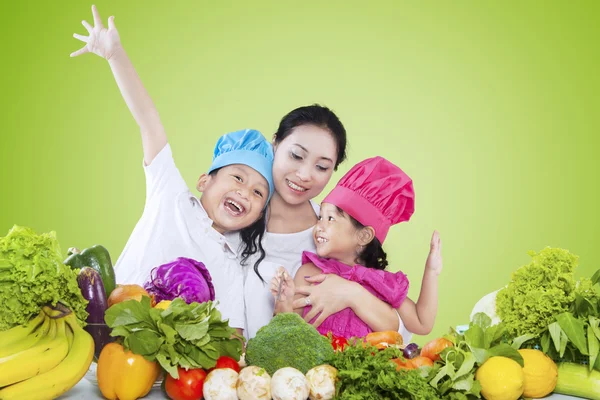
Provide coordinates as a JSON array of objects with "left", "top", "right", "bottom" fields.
[
  {"left": 71, "top": 6, "right": 274, "bottom": 332},
  {"left": 272, "top": 156, "right": 443, "bottom": 338}
]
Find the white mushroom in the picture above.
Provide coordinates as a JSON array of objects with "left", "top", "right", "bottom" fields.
[
  {"left": 306, "top": 365, "right": 337, "bottom": 400},
  {"left": 271, "top": 367, "right": 310, "bottom": 400},
  {"left": 203, "top": 368, "right": 239, "bottom": 400},
  {"left": 237, "top": 366, "right": 271, "bottom": 400}
]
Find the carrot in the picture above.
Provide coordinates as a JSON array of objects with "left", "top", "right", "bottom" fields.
[
  {"left": 410, "top": 356, "right": 434, "bottom": 368},
  {"left": 365, "top": 331, "right": 404, "bottom": 349},
  {"left": 420, "top": 337, "right": 453, "bottom": 361},
  {"left": 391, "top": 357, "right": 414, "bottom": 371},
  {"left": 391, "top": 356, "right": 433, "bottom": 371}
]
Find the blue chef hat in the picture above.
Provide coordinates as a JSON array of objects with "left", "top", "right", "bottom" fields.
[{"left": 208, "top": 129, "right": 275, "bottom": 201}]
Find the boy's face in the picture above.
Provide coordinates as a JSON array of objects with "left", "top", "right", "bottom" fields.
[{"left": 197, "top": 164, "right": 269, "bottom": 234}]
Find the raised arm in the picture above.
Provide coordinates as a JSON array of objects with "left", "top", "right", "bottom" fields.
[
  {"left": 396, "top": 230, "right": 442, "bottom": 335},
  {"left": 71, "top": 5, "right": 167, "bottom": 165}
]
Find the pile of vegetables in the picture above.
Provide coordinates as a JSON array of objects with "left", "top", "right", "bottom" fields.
[
  {"left": 104, "top": 296, "right": 243, "bottom": 379},
  {"left": 491, "top": 247, "right": 600, "bottom": 399},
  {"left": 0, "top": 225, "right": 88, "bottom": 330},
  {"left": 330, "top": 341, "right": 439, "bottom": 399}
]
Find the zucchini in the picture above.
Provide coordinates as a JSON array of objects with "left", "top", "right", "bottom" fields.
[{"left": 554, "top": 362, "right": 600, "bottom": 399}]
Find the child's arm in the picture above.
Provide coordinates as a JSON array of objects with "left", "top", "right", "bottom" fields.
[
  {"left": 397, "top": 230, "right": 443, "bottom": 335},
  {"left": 296, "top": 269, "right": 400, "bottom": 332},
  {"left": 71, "top": 5, "right": 167, "bottom": 165}
]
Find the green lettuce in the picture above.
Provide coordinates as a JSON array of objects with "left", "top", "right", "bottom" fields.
[
  {"left": 0, "top": 225, "right": 88, "bottom": 330},
  {"left": 496, "top": 247, "right": 597, "bottom": 338}
]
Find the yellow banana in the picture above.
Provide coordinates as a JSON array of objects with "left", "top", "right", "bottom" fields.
[
  {"left": 0, "top": 317, "right": 57, "bottom": 364},
  {"left": 0, "top": 314, "right": 51, "bottom": 358},
  {"left": 0, "top": 314, "right": 94, "bottom": 400},
  {"left": 65, "top": 320, "right": 74, "bottom": 349},
  {"left": 0, "top": 318, "right": 69, "bottom": 387},
  {"left": 0, "top": 311, "right": 45, "bottom": 350}
]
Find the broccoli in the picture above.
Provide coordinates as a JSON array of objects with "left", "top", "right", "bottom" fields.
[{"left": 245, "top": 313, "right": 334, "bottom": 375}]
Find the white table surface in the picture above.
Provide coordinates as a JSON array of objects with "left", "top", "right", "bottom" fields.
[{"left": 60, "top": 378, "right": 583, "bottom": 400}]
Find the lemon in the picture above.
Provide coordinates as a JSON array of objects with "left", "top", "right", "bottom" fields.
[
  {"left": 518, "top": 349, "right": 558, "bottom": 397},
  {"left": 154, "top": 300, "right": 172, "bottom": 310},
  {"left": 475, "top": 356, "right": 524, "bottom": 400}
]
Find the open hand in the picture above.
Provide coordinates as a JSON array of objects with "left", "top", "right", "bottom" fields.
[
  {"left": 71, "top": 5, "right": 122, "bottom": 59},
  {"left": 293, "top": 274, "right": 355, "bottom": 328},
  {"left": 425, "top": 230, "right": 443, "bottom": 275}
]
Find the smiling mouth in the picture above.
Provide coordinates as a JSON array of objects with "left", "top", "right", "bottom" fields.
[
  {"left": 316, "top": 236, "right": 328, "bottom": 244},
  {"left": 286, "top": 179, "right": 308, "bottom": 192},
  {"left": 223, "top": 198, "right": 246, "bottom": 216}
]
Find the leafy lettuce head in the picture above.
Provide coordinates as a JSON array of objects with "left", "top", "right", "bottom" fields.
[{"left": 496, "top": 247, "right": 579, "bottom": 337}]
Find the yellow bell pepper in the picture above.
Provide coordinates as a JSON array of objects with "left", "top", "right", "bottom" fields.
[{"left": 97, "top": 342, "right": 161, "bottom": 400}]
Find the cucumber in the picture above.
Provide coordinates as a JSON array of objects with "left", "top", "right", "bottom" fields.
[
  {"left": 554, "top": 362, "right": 600, "bottom": 399},
  {"left": 77, "top": 267, "right": 112, "bottom": 360}
]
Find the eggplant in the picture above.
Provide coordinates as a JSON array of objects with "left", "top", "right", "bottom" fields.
[{"left": 77, "top": 267, "right": 113, "bottom": 360}]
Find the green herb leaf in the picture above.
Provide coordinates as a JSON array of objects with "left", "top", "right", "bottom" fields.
[
  {"left": 511, "top": 334, "right": 536, "bottom": 350},
  {"left": 175, "top": 321, "right": 208, "bottom": 341},
  {"left": 487, "top": 344, "right": 524, "bottom": 367},
  {"left": 591, "top": 269, "right": 600, "bottom": 286},
  {"left": 587, "top": 324, "right": 599, "bottom": 371},
  {"left": 541, "top": 331, "right": 551, "bottom": 353},
  {"left": 471, "top": 313, "right": 492, "bottom": 330},
  {"left": 556, "top": 312, "right": 589, "bottom": 355},
  {"left": 128, "top": 329, "right": 163, "bottom": 357},
  {"left": 549, "top": 322, "right": 563, "bottom": 353},
  {"left": 464, "top": 325, "right": 484, "bottom": 349}
]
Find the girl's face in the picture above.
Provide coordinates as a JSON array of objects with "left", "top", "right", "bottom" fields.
[
  {"left": 272, "top": 125, "right": 338, "bottom": 205},
  {"left": 197, "top": 164, "right": 269, "bottom": 234},
  {"left": 313, "top": 203, "right": 362, "bottom": 265}
]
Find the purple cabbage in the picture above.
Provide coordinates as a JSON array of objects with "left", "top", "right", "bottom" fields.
[{"left": 144, "top": 257, "right": 215, "bottom": 304}]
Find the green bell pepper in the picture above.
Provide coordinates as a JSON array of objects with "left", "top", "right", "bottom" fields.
[{"left": 64, "top": 245, "right": 116, "bottom": 298}]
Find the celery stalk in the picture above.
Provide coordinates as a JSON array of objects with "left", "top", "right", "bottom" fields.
[{"left": 554, "top": 362, "right": 600, "bottom": 400}]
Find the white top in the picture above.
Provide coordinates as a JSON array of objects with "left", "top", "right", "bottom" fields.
[
  {"left": 114, "top": 143, "right": 245, "bottom": 329},
  {"left": 229, "top": 203, "right": 412, "bottom": 342}
]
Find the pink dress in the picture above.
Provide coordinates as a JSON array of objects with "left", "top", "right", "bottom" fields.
[{"left": 301, "top": 251, "right": 409, "bottom": 339}]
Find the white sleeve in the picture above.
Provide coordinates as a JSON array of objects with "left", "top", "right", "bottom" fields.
[
  {"left": 216, "top": 273, "right": 246, "bottom": 330},
  {"left": 396, "top": 310, "right": 413, "bottom": 343},
  {"left": 143, "top": 143, "right": 189, "bottom": 203}
]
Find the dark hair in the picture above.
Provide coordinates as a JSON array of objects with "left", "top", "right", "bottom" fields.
[
  {"left": 209, "top": 169, "right": 268, "bottom": 280},
  {"left": 239, "top": 212, "right": 268, "bottom": 281},
  {"left": 274, "top": 104, "right": 347, "bottom": 170},
  {"left": 336, "top": 206, "right": 389, "bottom": 270}
]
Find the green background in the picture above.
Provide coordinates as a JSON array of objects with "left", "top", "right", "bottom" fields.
[{"left": 1, "top": 1, "right": 598, "bottom": 344}]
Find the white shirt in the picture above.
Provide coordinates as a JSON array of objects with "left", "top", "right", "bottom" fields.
[
  {"left": 230, "top": 202, "right": 413, "bottom": 342},
  {"left": 114, "top": 144, "right": 245, "bottom": 330}
]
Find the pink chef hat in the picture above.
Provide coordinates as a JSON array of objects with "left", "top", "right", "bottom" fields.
[{"left": 323, "top": 156, "right": 415, "bottom": 243}]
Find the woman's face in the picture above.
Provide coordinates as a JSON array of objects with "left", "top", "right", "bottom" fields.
[{"left": 272, "top": 125, "right": 338, "bottom": 205}]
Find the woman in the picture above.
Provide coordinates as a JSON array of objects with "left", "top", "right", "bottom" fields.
[{"left": 237, "top": 105, "right": 412, "bottom": 340}]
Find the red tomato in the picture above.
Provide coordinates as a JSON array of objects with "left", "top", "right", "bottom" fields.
[
  {"left": 214, "top": 356, "right": 241, "bottom": 373},
  {"left": 164, "top": 367, "right": 207, "bottom": 400},
  {"left": 331, "top": 335, "right": 348, "bottom": 351}
]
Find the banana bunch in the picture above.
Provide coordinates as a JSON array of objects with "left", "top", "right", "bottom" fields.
[{"left": 0, "top": 305, "right": 94, "bottom": 400}]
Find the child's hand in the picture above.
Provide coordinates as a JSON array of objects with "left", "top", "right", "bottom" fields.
[
  {"left": 425, "top": 230, "right": 443, "bottom": 275},
  {"left": 269, "top": 267, "right": 295, "bottom": 304},
  {"left": 71, "top": 5, "right": 122, "bottom": 60}
]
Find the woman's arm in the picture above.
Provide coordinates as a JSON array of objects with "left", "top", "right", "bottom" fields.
[
  {"left": 71, "top": 5, "right": 167, "bottom": 165},
  {"left": 396, "top": 231, "right": 443, "bottom": 335},
  {"left": 294, "top": 272, "right": 400, "bottom": 332}
]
